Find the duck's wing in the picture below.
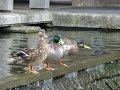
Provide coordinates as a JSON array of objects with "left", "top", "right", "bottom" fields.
[
  {"left": 10, "top": 48, "right": 38, "bottom": 64},
  {"left": 62, "top": 38, "right": 79, "bottom": 55},
  {"left": 23, "top": 49, "right": 39, "bottom": 64},
  {"left": 23, "top": 48, "right": 36, "bottom": 54},
  {"left": 63, "top": 38, "right": 73, "bottom": 45}
]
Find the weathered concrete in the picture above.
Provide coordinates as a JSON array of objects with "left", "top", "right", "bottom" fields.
[
  {"left": 72, "top": 0, "right": 120, "bottom": 7},
  {"left": 1, "top": 6, "right": 120, "bottom": 29},
  {"left": 30, "top": 0, "right": 50, "bottom": 9},
  {"left": 0, "top": 10, "right": 52, "bottom": 27},
  {"left": 0, "top": 52, "right": 120, "bottom": 90},
  {"left": 52, "top": 10, "right": 120, "bottom": 29},
  {"left": 2, "top": 26, "right": 41, "bottom": 33},
  {"left": 0, "top": 0, "right": 13, "bottom": 11}
]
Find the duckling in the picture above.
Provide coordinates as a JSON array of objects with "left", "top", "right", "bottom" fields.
[{"left": 10, "top": 30, "right": 48, "bottom": 74}]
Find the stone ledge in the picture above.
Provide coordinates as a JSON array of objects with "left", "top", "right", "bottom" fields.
[
  {"left": 0, "top": 11, "right": 52, "bottom": 27},
  {"left": 0, "top": 52, "right": 120, "bottom": 90},
  {"left": 53, "top": 12, "right": 120, "bottom": 29},
  {"left": 2, "top": 26, "right": 41, "bottom": 33}
]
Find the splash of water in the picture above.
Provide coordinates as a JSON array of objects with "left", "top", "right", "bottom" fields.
[
  {"left": 86, "top": 67, "right": 96, "bottom": 81},
  {"left": 64, "top": 72, "right": 84, "bottom": 90},
  {"left": 95, "top": 64, "right": 105, "bottom": 73},
  {"left": 12, "top": 78, "right": 55, "bottom": 90},
  {"left": 42, "top": 78, "right": 55, "bottom": 90}
]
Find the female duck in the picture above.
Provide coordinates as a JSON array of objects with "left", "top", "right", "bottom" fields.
[{"left": 10, "top": 30, "right": 48, "bottom": 74}]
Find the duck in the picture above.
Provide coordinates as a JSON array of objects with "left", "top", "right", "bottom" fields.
[
  {"left": 62, "top": 38, "right": 91, "bottom": 56},
  {"left": 45, "top": 34, "right": 66, "bottom": 70},
  {"left": 10, "top": 33, "right": 91, "bottom": 72},
  {"left": 10, "top": 30, "right": 48, "bottom": 74},
  {"left": 45, "top": 34, "right": 91, "bottom": 70}
]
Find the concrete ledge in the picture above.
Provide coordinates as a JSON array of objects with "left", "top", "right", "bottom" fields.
[
  {"left": 1, "top": 8, "right": 120, "bottom": 30},
  {"left": 0, "top": 52, "right": 120, "bottom": 89},
  {"left": 53, "top": 12, "right": 120, "bottom": 29},
  {"left": 0, "top": 11, "right": 52, "bottom": 27},
  {"left": 2, "top": 26, "right": 41, "bottom": 33},
  {"left": 72, "top": 0, "right": 120, "bottom": 7}
]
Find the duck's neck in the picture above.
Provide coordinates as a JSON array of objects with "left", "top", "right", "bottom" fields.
[
  {"left": 37, "top": 37, "right": 46, "bottom": 50},
  {"left": 53, "top": 43, "right": 59, "bottom": 49},
  {"left": 53, "top": 42, "right": 63, "bottom": 52}
]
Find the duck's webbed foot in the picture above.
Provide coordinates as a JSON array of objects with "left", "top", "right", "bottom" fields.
[
  {"left": 30, "top": 70, "right": 39, "bottom": 74},
  {"left": 44, "top": 63, "right": 55, "bottom": 71},
  {"left": 28, "top": 64, "right": 39, "bottom": 74},
  {"left": 59, "top": 60, "right": 69, "bottom": 67}
]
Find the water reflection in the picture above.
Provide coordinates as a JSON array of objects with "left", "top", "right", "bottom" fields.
[
  {"left": 0, "top": 28, "right": 120, "bottom": 79},
  {"left": 90, "top": 37, "right": 104, "bottom": 56}
]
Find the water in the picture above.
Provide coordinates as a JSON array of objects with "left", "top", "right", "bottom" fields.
[
  {"left": 13, "top": 60, "right": 119, "bottom": 90},
  {"left": 11, "top": 72, "right": 83, "bottom": 90},
  {"left": 10, "top": 78, "right": 55, "bottom": 90},
  {"left": 64, "top": 72, "right": 84, "bottom": 90},
  {"left": 0, "top": 28, "right": 120, "bottom": 89}
]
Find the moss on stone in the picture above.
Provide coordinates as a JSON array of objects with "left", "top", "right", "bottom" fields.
[{"left": 0, "top": 52, "right": 120, "bottom": 90}]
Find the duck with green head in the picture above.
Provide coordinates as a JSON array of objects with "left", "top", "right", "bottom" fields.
[
  {"left": 62, "top": 38, "right": 91, "bottom": 55},
  {"left": 45, "top": 34, "right": 91, "bottom": 70},
  {"left": 45, "top": 34, "right": 68, "bottom": 70}
]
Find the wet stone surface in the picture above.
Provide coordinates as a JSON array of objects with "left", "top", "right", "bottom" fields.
[{"left": 10, "top": 59, "right": 120, "bottom": 90}]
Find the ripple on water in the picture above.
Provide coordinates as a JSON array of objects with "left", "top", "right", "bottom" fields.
[{"left": 0, "top": 29, "right": 120, "bottom": 79}]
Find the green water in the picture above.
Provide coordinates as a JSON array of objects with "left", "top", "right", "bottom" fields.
[{"left": 0, "top": 28, "right": 120, "bottom": 79}]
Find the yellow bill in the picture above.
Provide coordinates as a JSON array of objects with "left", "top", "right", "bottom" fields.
[
  {"left": 59, "top": 39, "right": 64, "bottom": 46},
  {"left": 83, "top": 44, "right": 91, "bottom": 49}
]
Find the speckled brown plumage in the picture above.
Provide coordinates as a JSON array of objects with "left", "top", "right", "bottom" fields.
[{"left": 11, "top": 31, "right": 48, "bottom": 66}]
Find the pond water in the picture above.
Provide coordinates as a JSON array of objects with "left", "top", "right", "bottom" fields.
[{"left": 0, "top": 27, "right": 120, "bottom": 79}]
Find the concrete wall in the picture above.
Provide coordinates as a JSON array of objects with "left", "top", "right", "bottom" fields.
[
  {"left": 0, "top": 0, "right": 13, "bottom": 10},
  {"left": 72, "top": 0, "right": 120, "bottom": 7},
  {"left": 53, "top": 12, "right": 120, "bottom": 29},
  {"left": 29, "top": 0, "right": 50, "bottom": 9},
  {"left": 0, "top": 11, "right": 52, "bottom": 27}
]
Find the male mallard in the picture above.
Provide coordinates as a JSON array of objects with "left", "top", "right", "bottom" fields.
[
  {"left": 45, "top": 34, "right": 91, "bottom": 70},
  {"left": 62, "top": 38, "right": 91, "bottom": 55},
  {"left": 45, "top": 34, "right": 68, "bottom": 70},
  {"left": 10, "top": 30, "right": 48, "bottom": 74}
]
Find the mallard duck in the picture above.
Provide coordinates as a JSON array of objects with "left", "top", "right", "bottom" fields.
[
  {"left": 62, "top": 38, "right": 91, "bottom": 55},
  {"left": 44, "top": 34, "right": 68, "bottom": 70},
  {"left": 45, "top": 34, "right": 91, "bottom": 70},
  {"left": 62, "top": 38, "right": 79, "bottom": 56},
  {"left": 10, "top": 30, "right": 48, "bottom": 74}
]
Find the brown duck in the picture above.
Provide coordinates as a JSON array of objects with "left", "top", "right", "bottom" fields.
[{"left": 10, "top": 30, "right": 48, "bottom": 74}]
